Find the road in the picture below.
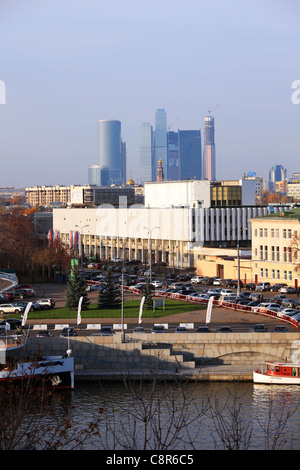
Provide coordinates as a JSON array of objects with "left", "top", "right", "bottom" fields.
[{"left": 22, "top": 282, "right": 299, "bottom": 335}]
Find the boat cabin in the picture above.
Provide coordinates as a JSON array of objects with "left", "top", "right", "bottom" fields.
[{"left": 266, "top": 362, "right": 300, "bottom": 377}]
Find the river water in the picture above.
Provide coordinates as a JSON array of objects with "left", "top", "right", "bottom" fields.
[{"left": 46, "top": 380, "right": 300, "bottom": 451}]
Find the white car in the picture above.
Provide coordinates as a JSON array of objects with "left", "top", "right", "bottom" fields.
[
  {"left": 191, "top": 276, "right": 203, "bottom": 284},
  {"left": 0, "top": 303, "right": 25, "bottom": 314},
  {"left": 213, "top": 278, "right": 222, "bottom": 285},
  {"left": 151, "top": 281, "right": 163, "bottom": 288},
  {"left": 220, "top": 289, "right": 235, "bottom": 296}
]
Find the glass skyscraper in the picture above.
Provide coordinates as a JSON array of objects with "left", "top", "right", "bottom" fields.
[
  {"left": 203, "top": 116, "right": 216, "bottom": 180},
  {"left": 139, "top": 122, "right": 154, "bottom": 184},
  {"left": 178, "top": 130, "right": 202, "bottom": 180},
  {"left": 98, "top": 119, "right": 122, "bottom": 186}
]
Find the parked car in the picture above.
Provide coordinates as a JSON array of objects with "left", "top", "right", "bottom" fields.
[
  {"left": 60, "top": 327, "right": 77, "bottom": 337},
  {"left": 175, "top": 326, "right": 188, "bottom": 333},
  {"left": 0, "top": 318, "right": 22, "bottom": 330},
  {"left": 151, "top": 281, "right": 163, "bottom": 288},
  {"left": 270, "top": 294, "right": 287, "bottom": 304},
  {"left": 196, "top": 326, "right": 210, "bottom": 333},
  {"left": 98, "top": 326, "right": 114, "bottom": 336},
  {"left": 213, "top": 278, "right": 222, "bottom": 285},
  {"left": 252, "top": 324, "right": 267, "bottom": 332},
  {"left": 279, "top": 286, "right": 297, "bottom": 294},
  {"left": 279, "top": 308, "right": 298, "bottom": 316},
  {"left": 218, "top": 326, "right": 232, "bottom": 332},
  {"left": 14, "top": 300, "right": 41, "bottom": 311},
  {"left": 133, "top": 326, "right": 146, "bottom": 333},
  {"left": 220, "top": 289, "right": 235, "bottom": 296},
  {"left": 227, "top": 280, "right": 244, "bottom": 288},
  {"left": 152, "top": 325, "right": 166, "bottom": 333},
  {"left": 255, "top": 282, "right": 271, "bottom": 292},
  {"left": 36, "top": 298, "right": 55, "bottom": 309},
  {"left": 274, "top": 326, "right": 288, "bottom": 332},
  {"left": 244, "top": 283, "right": 256, "bottom": 290},
  {"left": 0, "top": 303, "right": 25, "bottom": 314},
  {"left": 36, "top": 330, "right": 53, "bottom": 337},
  {"left": 270, "top": 283, "right": 287, "bottom": 292},
  {"left": 191, "top": 276, "right": 204, "bottom": 284}
]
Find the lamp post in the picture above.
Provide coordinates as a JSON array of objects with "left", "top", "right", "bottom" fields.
[
  {"left": 75, "top": 224, "right": 89, "bottom": 269},
  {"left": 143, "top": 226, "right": 160, "bottom": 283}
]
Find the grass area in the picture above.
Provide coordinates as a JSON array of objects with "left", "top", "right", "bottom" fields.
[{"left": 25, "top": 299, "right": 204, "bottom": 321}]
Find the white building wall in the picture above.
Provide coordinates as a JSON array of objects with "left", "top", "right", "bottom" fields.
[{"left": 144, "top": 180, "right": 211, "bottom": 208}]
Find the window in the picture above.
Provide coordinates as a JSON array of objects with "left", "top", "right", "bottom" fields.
[
  {"left": 288, "top": 247, "right": 292, "bottom": 262},
  {"left": 288, "top": 229, "right": 292, "bottom": 239},
  {"left": 271, "top": 246, "right": 275, "bottom": 261},
  {"left": 264, "top": 246, "right": 268, "bottom": 260},
  {"left": 276, "top": 246, "right": 280, "bottom": 261},
  {"left": 260, "top": 228, "right": 263, "bottom": 237},
  {"left": 272, "top": 269, "right": 275, "bottom": 279},
  {"left": 284, "top": 247, "right": 287, "bottom": 262},
  {"left": 288, "top": 271, "right": 292, "bottom": 281},
  {"left": 260, "top": 245, "right": 263, "bottom": 259},
  {"left": 271, "top": 228, "right": 274, "bottom": 238},
  {"left": 265, "top": 269, "right": 268, "bottom": 278},
  {"left": 260, "top": 268, "right": 264, "bottom": 277},
  {"left": 264, "top": 228, "right": 268, "bottom": 238},
  {"left": 283, "top": 270, "right": 287, "bottom": 280},
  {"left": 276, "top": 229, "right": 279, "bottom": 238},
  {"left": 283, "top": 229, "right": 287, "bottom": 239},
  {"left": 277, "top": 270, "right": 280, "bottom": 279}
]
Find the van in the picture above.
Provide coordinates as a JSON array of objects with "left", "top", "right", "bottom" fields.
[
  {"left": 220, "top": 295, "right": 237, "bottom": 303},
  {"left": 255, "top": 282, "right": 271, "bottom": 292}
]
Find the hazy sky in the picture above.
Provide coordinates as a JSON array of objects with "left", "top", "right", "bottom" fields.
[{"left": 0, "top": 0, "right": 299, "bottom": 188}]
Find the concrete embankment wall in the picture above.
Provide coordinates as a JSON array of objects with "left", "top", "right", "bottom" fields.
[{"left": 22, "top": 332, "right": 300, "bottom": 375}]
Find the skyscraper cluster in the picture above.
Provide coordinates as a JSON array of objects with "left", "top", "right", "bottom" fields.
[
  {"left": 88, "top": 110, "right": 216, "bottom": 187},
  {"left": 139, "top": 109, "right": 216, "bottom": 184}
]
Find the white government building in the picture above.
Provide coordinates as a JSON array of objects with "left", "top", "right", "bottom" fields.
[{"left": 53, "top": 179, "right": 276, "bottom": 269}]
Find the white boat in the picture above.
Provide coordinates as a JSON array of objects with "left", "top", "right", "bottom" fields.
[
  {"left": 253, "top": 361, "right": 300, "bottom": 385},
  {"left": 0, "top": 333, "right": 74, "bottom": 389}
]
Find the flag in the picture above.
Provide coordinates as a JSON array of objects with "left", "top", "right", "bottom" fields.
[
  {"left": 138, "top": 296, "right": 145, "bottom": 324},
  {"left": 77, "top": 296, "right": 83, "bottom": 325},
  {"left": 22, "top": 302, "right": 32, "bottom": 327},
  {"left": 206, "top": 296, "right": 214, "bottom": 324}
]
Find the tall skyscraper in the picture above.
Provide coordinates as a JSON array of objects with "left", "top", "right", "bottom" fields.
[
  {"left": 203, "top": 115, "right": 216, "bottom": 180},
  {"left": 268, "top": 164, "right": 287, "bottom": 191},
  {"left": 167, "top": 131, "right": 179, "bottom": 180},
  {"left": 98, "top": 119, "right": 123, "bottom": 186},
  {"left": 88, "top": 165, "right": 101, "bottom": 185},
  {"left": 178, "top": 130, "right": 202, "bottom": 180},
  {"left": 139, "top": 122, "right": 154, "bottom": 184},
  {"left": 154, "top": 109, "right": 168, "bottom": 179}
]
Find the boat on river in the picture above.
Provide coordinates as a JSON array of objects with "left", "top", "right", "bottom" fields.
[
  {"left": 253, "top": 361, "right": 300, "bottom": 384},
  {"left": 0, "top": 333, "right": 74, "bottom": 389}
]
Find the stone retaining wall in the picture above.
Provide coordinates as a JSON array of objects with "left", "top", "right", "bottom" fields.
[{"left": 21, "top": 332, "right": 300, "bottom": 373}]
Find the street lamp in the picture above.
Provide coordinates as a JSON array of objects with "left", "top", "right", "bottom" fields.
[
  {"left": 143, "top": 226, "right": 160, "bottom": 283},
  {"left": 75, "top": 224, "right": 89, "bottom": 268}
]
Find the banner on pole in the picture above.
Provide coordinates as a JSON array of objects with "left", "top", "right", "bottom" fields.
[
  {"left": 22, "top": 302, "right": 32, "bottom": 327},
  {"left": 77, "top": 296, "right": 83, "bottom": 325},
  {"left": 206, "top": 296, "right": 214, "bottom": 324},
  {"left": 139, "top": 296, "right": 145, "bottom": 324}
]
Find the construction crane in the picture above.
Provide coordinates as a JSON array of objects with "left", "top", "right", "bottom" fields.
[
  {"left": 207, "top": 104, "right": 219, "bottom": 115},
  {"left": 168, "top": 115, "right": 180, "bottom": 131}
]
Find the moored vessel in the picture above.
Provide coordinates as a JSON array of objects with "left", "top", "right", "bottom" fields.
[{"left": 253, "top": 361, "right": 300, "bottom": 385}]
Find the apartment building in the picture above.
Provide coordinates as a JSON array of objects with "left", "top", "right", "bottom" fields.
[{"left": 250, "top": 210, "right": 300, "bottom": 287}]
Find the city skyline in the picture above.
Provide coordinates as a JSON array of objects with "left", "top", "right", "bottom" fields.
[{"left": 0, "top": 0, "right": 299, "bottom": 188}]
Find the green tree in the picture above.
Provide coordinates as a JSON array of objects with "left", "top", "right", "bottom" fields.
[
  {"left": 65, "top": 264, "right": 90, "bottom": 310},
  {"left": 97, "top": 268, "right": 121, "bottom": 309},
  {"left": 143, "top": 278, "right": 153, "bottom": 310}
]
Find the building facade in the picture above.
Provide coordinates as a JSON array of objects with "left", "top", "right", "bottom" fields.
[
  {"left": 250, "top": 211, "right": 299, "bottom": 287},
  {"left": 139, "top": 122, "right": 154, "bottom": 184},
  {"left": 178, "top": 130, "right": 202, "bottom": 180}
]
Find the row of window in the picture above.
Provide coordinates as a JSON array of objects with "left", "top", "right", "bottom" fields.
[
  {"left": 260, "top": 268, "right": 293, "bottom": 281},
  {"left": 254, "top": 245, "right": 297, "bottom": 262},
  {"left": 255, "top": 228, "right": 298, "bottom": 239}
]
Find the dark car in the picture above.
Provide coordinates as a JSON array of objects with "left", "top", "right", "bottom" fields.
[
  {"left": 274, "top": 326, "right": 288, "bottom": 332},
  {"left": 228, "top": 279, "right": 244, "bottom": 288},
  {"left": 152, "top": 325, "right": 166, "bottom": 334},
  {"left": 99, "top": 326, "right": 114, "bottom": 336},
  {"left": 281, "top": 298, "right": 298, "bottom": 309},
  {"left": 60, "top": 327, "right": 78, "bottom": 337},
  {"left": 36, "top": 330, "right": 53, "bottom": 337},
  {"left": 270, "top": 283, "right": 287, "bottom": 292},
  {"left": 0, "top": 318, "right": 22, "bottom": 330},
  {"left": 175, "top": 326, "right": 188, "bottom": 333},
  {"left": 245, "top": 283, "right": 256, "bottom": 290},
  {"left": 196, "top": 326, "right": 210, "bottom": 333},
  {"left": 252, "top": 324, "right": 267, "bottom": 333},
  {"left": 14, "top": 300, "right": 41, "bottom": 311},
  {"left": 218, "top": 326, "right": 232, "bottom": 333}
]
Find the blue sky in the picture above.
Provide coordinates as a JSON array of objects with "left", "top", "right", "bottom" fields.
[{"left": 0, "top": 0, "right": 299, "bottom": 188}]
